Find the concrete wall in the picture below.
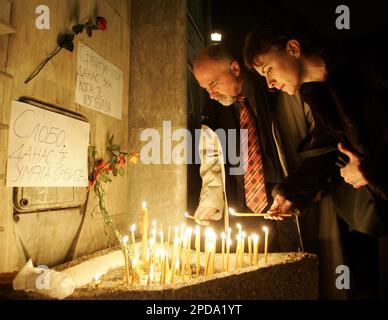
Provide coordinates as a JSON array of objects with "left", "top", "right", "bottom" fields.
[
  {"left": 0, "top": 0, "right": 189, "bottom": 273},
  {"left": 127, "top": 0, "right": 187, "bottom": 228}
]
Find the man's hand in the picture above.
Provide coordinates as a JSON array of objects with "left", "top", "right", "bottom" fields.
[
  {"left": 193, "top": 207, "right": 219, "bottom": 226},
  {"left": 338, "top": 143, "right": 368, "bottom": 189},
  {"left": 265, "top": 194, "right": 293, "bottom": 220}
]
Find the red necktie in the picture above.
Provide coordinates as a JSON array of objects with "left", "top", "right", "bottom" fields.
[{"left": 238, "top": 95, "right": 268, "bottom": 213}]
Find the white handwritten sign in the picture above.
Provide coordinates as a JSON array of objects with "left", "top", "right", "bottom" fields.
[
  {"left": 75, "top": 42, "right": 123, "bottom": 119},
  {"left": 6, "top": 101, "right": 90, "bottom": 187}
]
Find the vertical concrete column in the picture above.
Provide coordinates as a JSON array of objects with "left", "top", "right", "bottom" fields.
[{"left": 128, "top": 0, "right": 188, "bottom": 227}]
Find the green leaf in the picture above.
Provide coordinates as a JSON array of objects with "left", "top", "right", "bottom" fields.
[
  {"left": 100, "top": 168, "right": 109, "bottom": 175},
  {"left": 112, "top": 168, "right": 118, "bottom": 177},
  {"left": 72, "top": 24, "right": 85, "bottom": 34},
  {"left": 118, "top": 167, "right": 125, "bottom": 176},
  {"left": 111, "top": 144, "right": 120, "bottom": 151},
  {"left": 99, "top": 174, "right": 109, "bottom": 183},
  {"left": 57, "top": 33, "right": 75, "bottom": 52}
]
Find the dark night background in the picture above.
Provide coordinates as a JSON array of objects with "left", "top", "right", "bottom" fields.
[{"left": 209, "top": 0, "right": 388, "bottom": 59}]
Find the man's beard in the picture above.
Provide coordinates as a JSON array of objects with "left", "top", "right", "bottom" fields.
[{"left": 214, "top": 94, "right": 236, "bottom": 106}]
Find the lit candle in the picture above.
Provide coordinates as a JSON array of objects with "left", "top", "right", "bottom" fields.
[
  {"left": 204, "top": 228, "right": 213, "bottom": 276},
  {"left": 185, "top": 228, "right": 193, "bottom": 276},
  {"left": 226, "top": 228, "right": 231, "bottom": 272},
  {"left": 226, "top": 239, "right": 232, "bottom": 272},
  {"left": 170, "top": 236, "right": 179, "bottom": 285},
  {"left": 122, "top": 235, "right": 130, "bottom": 285},
  {"left": 211, "top": 232, "right": 216, "bottom": 276},
  {"left": 171, "top": 258, "right": 179, "bottom": 286},
  {"left": 151, "top": 220, "right": 157, "bottom": 243},
  {"left": 237, "top": 223, "right": 242, "bottom": 238},
  {"left": 248, "top": 236, "right": 252, "bottom": 266},
  {"left": 195, "top": 226, "right": 201, "bottom": 276},
  {"left": 155, "top": 248, "right": 160, "bottom": 270},
  {"left": 130, "top": 224, "right": 136, "bottom": 248},
  {"left": 160, "top": 248, "right": 165, "bottom": 285},
  {"left": 234, "top": 234, "right": 241, "bottom": 270},
  {"left": 148, "top": 264, "right": 155, "bottom": 286},
  {"left": 94, "top": 273, "right": 101, "bottom": 288},
  {"left": 184, "top": 211, "right": 196, "bottom": 221},
  {"left": 205, "top": 242, "right": 213, "bottom": 277},
  {"left": 252, "top": 234, "right": 259, "bottom": 265},
  {"left": 140, "top": 201, "right": 149, "bottom": 265},
  {"left": 263, "top": 226, "right": 269, "bottom": 264},
  {"left": 149, "top": 237, "right": 155, "bottom": 267},
  {"left": 162, "top": 249, "right": 168, "bottom": 285},
  {"left": 180, "top": 223, "right": 186, "bottom": 240},
  {"left": 159, "top": 230, "right": 164, "bottom": 250},
  {"left": 221, "top": 232, "right": 226, "bottom": 272},
  {"left": 131, "top": 257, "right": 137, "bottom": 286},
  {"left": 229, "top": 207, "right": 292, "bottom": 217},
  {"left": 240, "top": 231, "right": 246, "bottom": 268}
]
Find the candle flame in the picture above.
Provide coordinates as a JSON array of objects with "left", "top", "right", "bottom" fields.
[
  {"left": 94, "top": 273, "right": 100, "bottom": 281},
  {"left": 252, "top": 234, "right": 259, "bottom": 242},
  {"left": 242, "top": 231, "right": 246, "bottom": 238},
  {"left": 130, "top": 224, "right": 136, "bottom": 232},
  {"left": 132, "top": 258, "right": 137, "bottom": 267},
  {"left": 205, "top": 227, "right": 214, "bottom": 238},
  {"left": 142, "top": 201, "right": 147, "bottom": 209},
  {"left": 229, "top": 207, "right": 236, "bottom": 215},
  {"left": 122, "top": 235, "right": 129, "bottom": 244},
  {"left": 184, "top": 211, "right": 189, "bottom": 218},
  {"left": 263, "top": 226, "right": 269, "bottom": 233},
  {"left": 221, "top": 232, "right": 226, "bottom": 239}
]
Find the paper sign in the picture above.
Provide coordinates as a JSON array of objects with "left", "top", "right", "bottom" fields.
[
  {"left": 6, "top": 100, "right": 90, "bottom": 187},
  {"left": 75, "top": 42, "right": 123, "bottom": 119}
]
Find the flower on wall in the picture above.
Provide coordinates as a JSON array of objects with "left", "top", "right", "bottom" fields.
[
  {"left": 24, "top": 17, "right": 108, "bottom": 84},
  {"left": 88, "top": 136, "right": 139, "bottom": 255}
]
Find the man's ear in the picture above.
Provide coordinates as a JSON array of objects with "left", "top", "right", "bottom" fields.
[
  {"left": 230, "top": 60, "right": 241, "bottom": 76},
  {"left": 286, "top": 39, "right": 301, "bottom": 58}
]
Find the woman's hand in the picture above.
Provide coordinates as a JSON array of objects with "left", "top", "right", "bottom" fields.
[{"left": 338, "top": 143, "right": 368, "bottom": 188}]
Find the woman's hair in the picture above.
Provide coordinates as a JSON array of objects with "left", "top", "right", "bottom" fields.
[{"left": 243, "top": 11, "right": 324, "bottom": 70}]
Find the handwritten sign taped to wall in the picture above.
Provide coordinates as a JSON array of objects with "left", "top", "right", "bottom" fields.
[
  {"left": 6, "top": 101, "right": 90, "bottom": 187},
  {"left": 75, "top": 42, "right": 123, "bottom": 119}
]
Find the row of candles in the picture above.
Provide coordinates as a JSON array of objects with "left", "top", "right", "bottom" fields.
[{"left": 96, "top": 202, "right": 270, "bottom": 287}]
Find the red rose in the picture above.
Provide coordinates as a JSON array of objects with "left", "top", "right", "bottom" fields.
[{"left": 96, "top": 17, "right": 107, "bottom": 31}]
